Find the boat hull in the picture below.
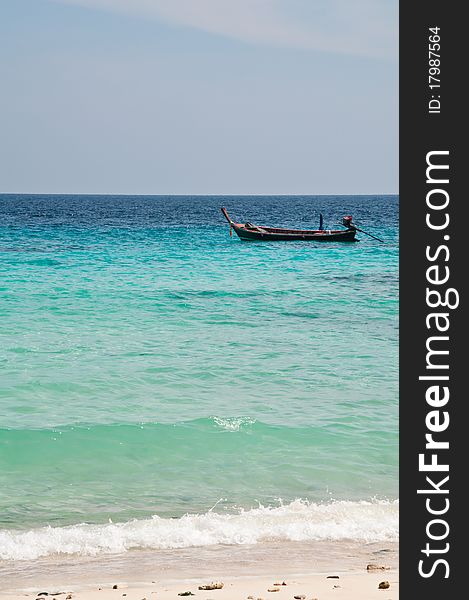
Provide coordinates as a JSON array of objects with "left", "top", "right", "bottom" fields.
[
  {"left": 220, "top": 207, "right": 358, "bottom": 242},
  {"left": 232, "top": 225, "right": 357, "bottom": 242}
]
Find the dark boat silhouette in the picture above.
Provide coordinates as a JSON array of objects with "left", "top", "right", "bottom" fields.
[{"left": 221, "top": 208, "right": 358, "bottom": 242}]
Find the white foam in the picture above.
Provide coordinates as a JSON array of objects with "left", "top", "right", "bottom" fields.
[
  {"left": 0, "top": 499, "right": 398, "bottom": 561},
  {"left": 212, "top": 416, "right": 256, "bottom": 431}
]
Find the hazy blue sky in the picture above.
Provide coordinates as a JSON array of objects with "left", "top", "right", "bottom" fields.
[{"left": 0, "top": 1, "right": 398, "bottom": 194}]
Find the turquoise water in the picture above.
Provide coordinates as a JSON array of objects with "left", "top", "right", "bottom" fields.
[{"left": 0, "top": 195, "right": 398, "bottom": 560}]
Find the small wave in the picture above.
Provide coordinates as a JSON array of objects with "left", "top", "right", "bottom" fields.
[
  {"left": 212, "top": 416, "right": 256, "bottom": 431},
  {"left": 0, "top": 499, "right": 398, "bottom": 561}
]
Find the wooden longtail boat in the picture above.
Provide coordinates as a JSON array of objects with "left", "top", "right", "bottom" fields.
[{"left": 221, "top": 208, "right": 358, "bottom": 242}]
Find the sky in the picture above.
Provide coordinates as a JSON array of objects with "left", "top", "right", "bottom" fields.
[{"left": 0, "top": 1, "right": 398, "bottom": 195}]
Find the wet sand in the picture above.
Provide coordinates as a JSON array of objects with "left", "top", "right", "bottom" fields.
[{"left": 0, "top": 540, "right": 398, "bottom": 598}]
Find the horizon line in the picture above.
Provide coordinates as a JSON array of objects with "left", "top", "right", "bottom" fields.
[{"left": 0, "top": 191, "right": 399, "bottom": 197}]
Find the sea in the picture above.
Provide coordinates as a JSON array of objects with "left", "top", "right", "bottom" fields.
[{"left": 0, "top": 195, "right": 398, "bottom": 588}]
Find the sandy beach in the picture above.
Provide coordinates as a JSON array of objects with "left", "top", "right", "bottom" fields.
[
  {"left": 0, "top": 539, "right": 399, "bottom": 599},
  {"left": 0, "top": 571, "right": 399, "bottom": 600}
]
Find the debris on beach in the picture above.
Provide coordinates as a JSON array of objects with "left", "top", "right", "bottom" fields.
[
  {"left": 293, "top": 595, "right": 305, "bottom": 599},
  {"left": 326, "top": 576, "right": 339, "bottom": 579},
  {"left": 378, "top": 581, "right": 390, "bottom": 590},
  {"left": 198, "top": 583, "right": 223, "bottom": 590},
  {"left": 66, "top": 595, "right": 72, "bottom": 599},
  {"left": 112, "top": 585, "right": 118, "bottom": 590},
  {"left": 367, "top": 564, "right": 390, "bottom": 571},
  {"left": 267, "top": 588, "right": 280, "bottom": 593},
  {"left": 274, "top": 582, "right": 287, "bottom": 587},
  {"left": 333, "top": 585, "right": 341, "bottom": 589},
  {"left": 178, "top": 592, "right": 195, "bottom": 596}
]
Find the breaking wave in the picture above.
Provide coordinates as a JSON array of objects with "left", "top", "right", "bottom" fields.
[{"left": 0, "top": 499, "right": 398, "bottom": 561}]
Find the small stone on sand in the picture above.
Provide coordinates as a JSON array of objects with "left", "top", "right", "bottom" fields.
[
  {"left": 294, "top": 595, "right": 305, "bottom": 599},
  {"left": 178, "top": 593, "right": 195, "bottom": 597},
  {"left": 267, "top": 589, "right": 280, "bottom": 593},
  {"left": 66, "top": 596, "right": 72, "bottom": 599},
  {"left": 112, "top": 586, "right": 118, "bottom": 590},
  {"left": 326, "top": 576, "right": 339, "bottom": 579},
  {"left": 378, "top": 581, "right": 390, "bottom": 590}
]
